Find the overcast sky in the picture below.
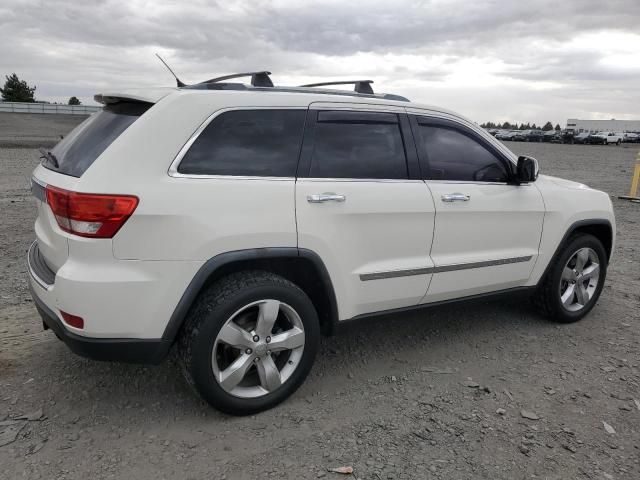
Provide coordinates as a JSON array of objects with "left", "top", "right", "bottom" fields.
[{"left": 1, "top": 0, "right": 639, "bottom": 125}]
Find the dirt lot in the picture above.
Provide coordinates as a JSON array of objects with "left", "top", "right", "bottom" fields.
[{"left": 1, "top": 126, "right": 639, "bottom": 479}]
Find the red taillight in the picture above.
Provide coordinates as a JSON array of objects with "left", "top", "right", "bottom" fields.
[
  {"left": 45, "top": 185, "right": 138, "bottom": 238},
  {"left": 60, "top": 311, "right": 84, "bottom": 329}
]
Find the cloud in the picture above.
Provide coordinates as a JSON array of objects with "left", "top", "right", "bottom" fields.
[{"left": 0, "top": 0, "right": 638, "bottom": 124}]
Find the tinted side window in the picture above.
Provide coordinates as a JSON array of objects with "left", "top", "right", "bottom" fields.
[
  {"left": 418, "top": 125, "right": 508, "bottom": 182},
  {"left": 309, "top": 112, "right": 408, "bottom": 179},
  {"left": 178, "top": 109, "right": 305, "bottom": 176}
]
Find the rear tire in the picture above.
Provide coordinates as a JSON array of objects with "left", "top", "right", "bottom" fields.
[
  {"left": 532, "top": 234, "right": 607, "bottom": 323},
  {"left": 178, "top": 270, "right": 320, "bottom": 415}
]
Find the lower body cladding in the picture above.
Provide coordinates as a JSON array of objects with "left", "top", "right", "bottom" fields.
[
  {"left": 30, "top": 286, "right": 169, "bottom": 363},
  {"left": 27, "top": 241, "right": 202, "bottom": 363}
]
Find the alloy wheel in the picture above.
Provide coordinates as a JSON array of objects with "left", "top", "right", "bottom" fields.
[
  {"left": 559, "top": 247, "right": 600, "bottom": 312},
  {"left": 211, "top": 300, "right": 305, "bottom": 398}
]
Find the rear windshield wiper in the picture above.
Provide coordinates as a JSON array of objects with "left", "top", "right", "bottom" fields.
[{"left": 39, "top": 147, "right": 59, "bottom": 169}]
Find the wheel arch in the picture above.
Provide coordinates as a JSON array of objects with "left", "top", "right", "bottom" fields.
[
  {"left": 162, "top": 248, "right": 339, "bottom": 344},
  {"left": 538, "top": 219, "right": 613, "bottom": 285}
]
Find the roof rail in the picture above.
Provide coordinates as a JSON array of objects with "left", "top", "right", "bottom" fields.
[
  {"left": 179, "top": 73, "right": 410, "bottom": 101},
  {"left": 198, "top": 71, "right": 274, "bottom": 87},
  {"left": 299, "top": 80, "right": 374, "bottom": 95}
]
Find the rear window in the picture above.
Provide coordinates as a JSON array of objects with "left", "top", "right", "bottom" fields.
[{"left": 45, "top": 102, "right": 151, "bottom": 177}]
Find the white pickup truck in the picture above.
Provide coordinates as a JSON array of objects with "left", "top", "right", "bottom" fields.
[{"left": 589, "top": 131, "right": 623, "bottom": 145}]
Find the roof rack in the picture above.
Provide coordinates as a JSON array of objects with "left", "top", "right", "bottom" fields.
[
  {"left": 198, "top": 71, "right": 274, "bottom": 87},
  {"left": 299, "top": 80, "right": 374, "bottom": 95},
  {"left": 180, "top": 72, "right": 410, "bottom": 102}
]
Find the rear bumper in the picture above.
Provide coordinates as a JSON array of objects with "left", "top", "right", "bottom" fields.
[
  {"left": 26, "top": 237, "right": 201, "bottom": 339},
  {"left": 30, "top": 283, "right": 170, "bottom": 364},
  {"left": 26, "top": 239, "right": 199, "bottom": 364}
]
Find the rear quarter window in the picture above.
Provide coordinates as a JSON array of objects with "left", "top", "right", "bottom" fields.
[
  {"left": 46, "top": 102, "right": 151, "bottom": 177},
  {"left": 177, "top": 109, "right": 306, "bottom": 177}
]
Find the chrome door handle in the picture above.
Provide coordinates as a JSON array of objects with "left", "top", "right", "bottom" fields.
[
  {"left": 441, "top": 193, "right": 470, "bottom": 202},
  {"left": 307, "top": 193, "right": 346, "bottom": 203}
]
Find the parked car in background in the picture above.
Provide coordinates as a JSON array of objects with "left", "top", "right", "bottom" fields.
[
  {"left": 512, "top": 130, "right": 529, "bottom": 142},
  {"left": 543, "top": 130, "right": 562, "bottom": 143},
  {"left": 527, "top": 130, "right": 545, "bottom": 142},
  {"left": 561, "top": 130, "right": 575, "bottom": 144},
  {"left": 496, "top": 130, "right": 519, "bottom": 141},
  {"left": 587, "top": 132, "right": 623, "bottom": 145},
  {"left": 573, "top": 132, "right": 591, "bottom": 144},
  {"left": 623, "top": 132, "right": 639, "bottom": 143},
  {"left": 513, "top": 130, "right": 544, "bottom": 142}
]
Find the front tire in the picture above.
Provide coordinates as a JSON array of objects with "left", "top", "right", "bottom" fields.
[
  {"left": 533, "top": 234, "right": 607, "bottom": 323},
  {"left": 178, "top": 271, "right": 320, "bottom": 415}
]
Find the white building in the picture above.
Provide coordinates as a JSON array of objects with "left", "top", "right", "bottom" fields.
[{"left": 566, "top": 118, "right": 640, "bottom": 133}]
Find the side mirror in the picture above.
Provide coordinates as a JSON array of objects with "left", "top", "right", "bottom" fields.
[{"left": 516, "top": 155, "right": 539, "bottom": 183}]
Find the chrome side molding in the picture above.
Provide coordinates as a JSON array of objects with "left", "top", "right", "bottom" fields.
[{"left": 359, "top": 255, "right": 533, "bottom": 281}]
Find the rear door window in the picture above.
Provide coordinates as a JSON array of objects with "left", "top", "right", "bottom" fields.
[
  {"left": 177, "top": 109, "right": 306, "bottom": 177},
  {"left": 308, "top": 111, "right": 408, "bottom": 179},
  {"left": 46, "top": 102, "right": 151, "bottom": 177}
]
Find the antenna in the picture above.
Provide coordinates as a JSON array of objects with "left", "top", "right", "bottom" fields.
[{"left": 155, "top": 53, "right": 187, "bottom": 87}]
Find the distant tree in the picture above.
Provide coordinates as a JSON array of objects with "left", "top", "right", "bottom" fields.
[
  {"left": 555, "top": 123, "right": 561, "bottom": 131},
  {"left": 531, "top": 123, "right": 537, "bottom": 129},
  {"left": 0, "top": 73, "right": 36, "bottom": 102},
  {"left": 68, "top": 96, "right": 81, "bottom": 105},
  {"left": 542, "top": 121, "right": 553, "bottom": 131},
  {"left": 502, "top": 121, "right": 512, "bottom": 129}
]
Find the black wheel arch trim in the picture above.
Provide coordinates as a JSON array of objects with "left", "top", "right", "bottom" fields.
[
  {"left": 162, "top": 247, "right": 340, "bottom": 344},
  {"left": 537, "top": 218, "right": 613, "bottom": 286}
]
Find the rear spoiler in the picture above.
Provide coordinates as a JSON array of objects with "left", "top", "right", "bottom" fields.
[{"left": 94, "top": 88, "right": 176, "bottom": 105}]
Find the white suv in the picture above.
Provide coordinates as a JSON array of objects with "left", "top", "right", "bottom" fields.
[{"left": 28, "top": 73, "right": 615, "bottom": 414}]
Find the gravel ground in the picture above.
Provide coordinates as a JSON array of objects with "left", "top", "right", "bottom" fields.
[{"left": 1, "top": 134, "right": 639, "bottom": 479}]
